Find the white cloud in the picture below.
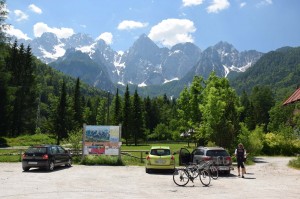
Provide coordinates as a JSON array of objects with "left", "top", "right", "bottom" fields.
[
  {"left": 96, "top": 32, "right": 113, "bottom": 45},
  {"left": 28, "top": 4, "right": 42, "bottom": 14},
  {"left": 257, "top": 0, "right": 273, "bottom": 7},
  {"left": 240, "top": 2, "right": 247, "bottom": 8},
  {"left": 148, "top": 18, "right": 196, "bottom": 47},
  {"left": 14, "top": 10, "right": 28, "bottom": 21},
  {"left": 117, "top": 20, "right": 148, "bottom": 30},
  {"left": 182, "top": 0, "right": 204, "bottom": 7},
  {"left": 5, "top": 26, "right": 31, "bottom": 40},
  {"left": 207, "top": 0, "right": 230, "bottom": 13},
  {"left": 33, "top": 22, "right": 74, "bottom": 39}
]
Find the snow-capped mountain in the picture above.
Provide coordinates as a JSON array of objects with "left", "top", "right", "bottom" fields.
[
  {"left": 17, "top": 32, "right": 263, "bottom": 92},
  {"left": 191, "top": 41, "right": 263, "bottom": 79}
]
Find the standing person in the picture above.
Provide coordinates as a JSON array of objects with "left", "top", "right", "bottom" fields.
[{"left": 235, "top": 143, "right": 246, "bottom": 178}]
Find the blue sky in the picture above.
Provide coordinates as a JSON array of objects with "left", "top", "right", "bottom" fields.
[{"left": 5, "top": 0, "right": 300, "bottom": 53}]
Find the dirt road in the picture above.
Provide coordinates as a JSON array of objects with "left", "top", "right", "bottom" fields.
[{"left": 0, "top": 157, "right": 299, "bottom": 199}]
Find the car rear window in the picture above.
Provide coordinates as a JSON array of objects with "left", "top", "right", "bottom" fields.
[
  {"left": 26, "top": 147, "right": 47, "bottom": 153},
  {"left": 150, "top": 149, "right": 170, "bottom": 156},
  {"left": 206, "top": 150, "right": 229, "bottom": 156}
]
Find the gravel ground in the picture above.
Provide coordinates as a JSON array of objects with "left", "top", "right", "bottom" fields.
[{"left": 0, "top": 156, "right": 299, "bottom": 199}]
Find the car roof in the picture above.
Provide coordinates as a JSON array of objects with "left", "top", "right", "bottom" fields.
[
  {"left": 196, "top": 146, "right": 225, "bottom": 150},
  {"left": 30, "top": 145, "right": 58, "bottom": 148},
  {"left": 150, "top": 146, "right": 170, "bottom": 150}
]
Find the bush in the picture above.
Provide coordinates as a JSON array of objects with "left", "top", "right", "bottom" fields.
[
  {"left": 288, "top": 156, "right": 300, "bottom": 169},
  {"left": 81, "top": 155, "right": 124, "bottom": 166},
  {"left": 263, "top": 132, "right": 300, "bottom": 156}
]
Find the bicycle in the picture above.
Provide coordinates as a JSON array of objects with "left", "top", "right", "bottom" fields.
[
  {"left": 205, "top": 157, "right": 219, "bottom": 180},
  {"left": 173, "top": 163, "right": 211, "bottom": 186}
]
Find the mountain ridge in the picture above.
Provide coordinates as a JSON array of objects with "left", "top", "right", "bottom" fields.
[{"left": 17, "top": 32, "right": 263, "bottom": 93}]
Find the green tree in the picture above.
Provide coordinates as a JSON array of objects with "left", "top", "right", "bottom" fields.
[
  {"left": 122, "top": 85, "right": 132, "bottom": 145},
  {"left": 0, "top": 45, "right": 9, "bottom": 135},
  {"left": 198, "top": 72, "right": 242, "bottom": 148},
  {"left": 189, "top": 76, "right": 203, "bottom": 126},
  {"left": 268, "top": 102, "right": 294, "bottom": 132},
  {"left": 55, "top": 80, "right": 68, "bottom": 144},
  {"left": 73, "top": 77, "right": 83, "bottom": 129},
  {"left": 111, "top": 88, "right": 122, "bottom": 125},
  {"left": 96, "top": 98, "right": 107, "bottom": 125},
  {"left": 132, "top": 88, "right": 144, "bottom": 145},
  {"left": 5, "top": 42, "right": 37, "bottom": 136},
  {"left": 250, "top": 86, "right": 275, "bottom": 131}
]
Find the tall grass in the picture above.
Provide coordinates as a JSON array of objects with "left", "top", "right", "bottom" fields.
[{"left": 288, "top": 156, "right": 300, "bottom": 169}]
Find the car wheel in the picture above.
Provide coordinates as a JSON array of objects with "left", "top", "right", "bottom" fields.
[
  {"left": 23, "top": 167, "right": 30, "bottom": 171},
  {"left": 65, "top": 158, "right": 72, "bottom": 167},
  {"left": 47, "top": 161, "right": 55, "bottom": 171},
  {"left": 224, "top": 170, "right": 230, "bottom": 175}
]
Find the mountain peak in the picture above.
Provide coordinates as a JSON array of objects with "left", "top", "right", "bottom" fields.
[{"left": 132, "top": 34, "right": 158, "bottom": 49}]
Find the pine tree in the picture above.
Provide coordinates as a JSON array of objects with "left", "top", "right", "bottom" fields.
[
  {"left": 0, "top": 45, "right": 9, "bottom": 135},
  {"left": 122, "top": 85, "right": 132, "bottom": 145},
  {"left": 132, "top": 88, "right": 144, "bottom": 146},
  {"left": 112, "top": 88, "right": 122, "bottom": 125},
  {"left": 96, "top": 98, "right": 107, "bottom": 125},
  {"left": 55, "top": 80, "right": 68, "bottom": 144},
  {"left": 73, "top": 77, "right": 83, "bottom": 129}
]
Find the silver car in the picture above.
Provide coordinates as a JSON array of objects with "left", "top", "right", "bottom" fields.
[{"left": 179, "top": 146, "right": 233, "bottom": 174}]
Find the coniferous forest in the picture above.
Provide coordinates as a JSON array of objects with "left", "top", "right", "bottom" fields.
[{"left": 0, "top": 0, "right": 299, "bottom": 155}]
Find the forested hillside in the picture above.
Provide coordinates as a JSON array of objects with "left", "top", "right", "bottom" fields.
[{"left": 230, "top": 47, "right": 300, "bottom": 101}]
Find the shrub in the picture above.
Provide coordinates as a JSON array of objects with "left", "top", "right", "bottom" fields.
[
  {"left": 288, "top": 156, "right": 300, "bottom": 169},
  {"left": 81, "top": 155, "right": 124, "bottom": 166}
]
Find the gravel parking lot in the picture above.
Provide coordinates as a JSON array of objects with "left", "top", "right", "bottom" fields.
[{"left": 0, "top": 157, "right": 299, "bottom": 199}]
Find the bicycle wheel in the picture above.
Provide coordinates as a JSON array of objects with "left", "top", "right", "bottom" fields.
[
  {"left": 189, "top": 166, "right": 199, "bottom": 178},
  {"left": 199, "top": 169, "right": 211, "bottom": 186},
  {"left": 173, "top": 168, "right": 190, "bottom": 186},
  {"left": 209, "top": 165, "right": 219, "bottom": 180}
]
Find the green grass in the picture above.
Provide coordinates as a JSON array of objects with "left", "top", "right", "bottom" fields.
[
  {"left": 288, "top": 156, "right": 300, "bottom": 169},
  {"left": 1, "top": 134, "right": 56, "bottom": 146}
]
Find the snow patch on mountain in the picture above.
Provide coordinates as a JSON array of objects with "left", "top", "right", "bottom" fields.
[
  {"left": 223, "top": 65, "right": 230, "bottom": 77},
  {"left": 138, "top": 82, "right": 147, "bottom": 87},
  {"left": 40, "top": 43, "right": 66, "bottom": 60},
  {"left": 76, "top": 43, "right": 96, "bottom": 56},
  {"left": 164, "top": 77, "right": 179, "bottom": 84}
]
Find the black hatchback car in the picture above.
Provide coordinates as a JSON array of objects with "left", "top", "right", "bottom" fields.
[{"left": 22, "top": 145, "right": 72, "bottom": 171}]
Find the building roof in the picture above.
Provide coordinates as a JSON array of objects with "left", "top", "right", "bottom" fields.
[{"left": 283, "top": 87, "right": 300, "bottom": 106}]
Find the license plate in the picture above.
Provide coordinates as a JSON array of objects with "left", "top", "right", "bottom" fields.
[
  {"left": 155, "top": 159, "right": 166, "bottom": 164},
  {"left": 28, "top": 162, "right": 37, "bottom": 165},
  {"left": 218, "top": 166, "right": 229, "bottom": 171}
]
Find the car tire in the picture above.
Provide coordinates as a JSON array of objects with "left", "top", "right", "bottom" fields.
[
  {"left": 65, "top": 158, "right": 72, "bottom": 167},
  {"left": 47, "top": 161, "right": 55, "bottom": 171},
  {"left": 23, "top": 167, "right": 30, "bottom": 171},
  {"left": 224, "top": 170, "right": 230, "bottom": 175}
]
